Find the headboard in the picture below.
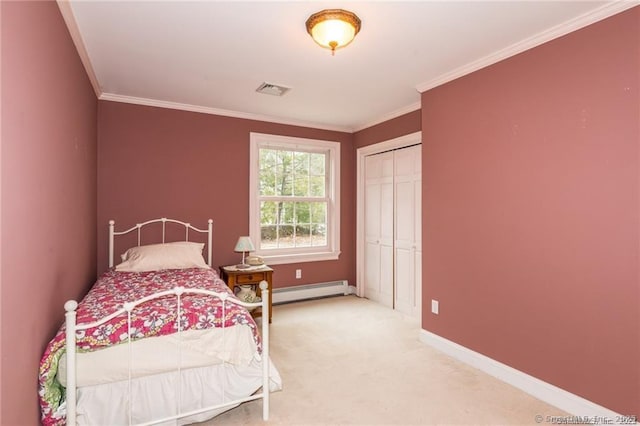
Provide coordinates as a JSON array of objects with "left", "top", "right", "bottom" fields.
[{"left": 108, "top": 218, "right": 213, "bottom": 268}]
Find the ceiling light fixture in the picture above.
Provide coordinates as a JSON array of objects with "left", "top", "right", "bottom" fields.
[{"left": 305, "top": 9, "right": 361, "bottom": 56}]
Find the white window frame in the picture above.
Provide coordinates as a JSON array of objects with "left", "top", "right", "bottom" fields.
[{"left": 249, "top": 132, "right": 341, "bottom": 265}]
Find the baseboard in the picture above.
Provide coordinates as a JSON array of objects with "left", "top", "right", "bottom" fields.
[
  {"left": 272, "top": 280, "right": 354, "bottom": 304},
  {"left": 419, "top": 329, "right": 627, "bottom": 421}
]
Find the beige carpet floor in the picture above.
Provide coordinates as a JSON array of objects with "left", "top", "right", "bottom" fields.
[{"left": 203, "top": 295, "right": 568, "bottom": 425}]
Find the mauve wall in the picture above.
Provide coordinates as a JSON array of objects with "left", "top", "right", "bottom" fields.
[
  {"left": 97, "top": 101, "right": 355, "bottom": 288},
  {"left": 354, "top": 109, "right": 421, "bottom": 149},
  {"left": 422, "top": 7, "right": 639, "bottom": 416},
  {"left": 1, "top": 1, "right": 97, "bottom": 424}
]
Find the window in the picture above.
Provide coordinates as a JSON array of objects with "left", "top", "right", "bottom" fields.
[{"left": 249, "top": 133, "right": 340, "bottom": 264}]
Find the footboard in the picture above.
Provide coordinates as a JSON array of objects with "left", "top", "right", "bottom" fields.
[{"left": 64, "top": 282, "right": 270, "bottom": 426}]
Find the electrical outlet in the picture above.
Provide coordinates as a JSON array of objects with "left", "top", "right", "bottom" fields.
[
  {"left": 431, "top": 300, "right": 439, "bottom": 315},
  {"left": 295, "top": 269, "right": 302, "bottom": 279}
]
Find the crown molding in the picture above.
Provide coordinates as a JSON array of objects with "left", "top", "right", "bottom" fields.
[
  {"left": 56, "top": 0, "right": 101, "bottom": 97},
  {"left": 353, "top": 101, "right": 422, "bottom": 133},
  {"left": 99, "top": 93, "right": 353, "bottom": 133},
  {"left": 100, "top": 93, "right": 420, "bottom": 135},
  {"left": 416, "top": 1, "right": 639, "bottom": 93}
]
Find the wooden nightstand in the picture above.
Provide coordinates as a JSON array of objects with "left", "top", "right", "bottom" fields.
[{"left": 219, "top": 265, "right": 273, "bottom": 323}]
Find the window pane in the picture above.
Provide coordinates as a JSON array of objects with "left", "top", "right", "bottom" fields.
[
  {"left": 295, "top": 202, "right": 310, "bottom": 225},
  {"left": 280, "top": 201, "right": 294, "bottom": 224},
  {"left": 278, "top": 225, "right": 294, "bottom": 248},
  {"left": 293, "top": 152, "right": 309, "bottom": 177},
  {"left": 276, "top": 151, "right": 293, "bottom": 196},
  {"left": 294, "top": 175, "right": 309, "bottom": 197},
  {"left": 296, "top": 225, "right": 310, "bottom": 247},
  {"left": 309, "top": 176, "right": 325, "bottom": 197},
  {"left": 310, "top": 202, "right": 326, "bottom": 224},
  {"left": 311, "top": 224, "right": 327, "bottom": 246},
  {"left": 259, "top": 149, "right": 277, "bottom": 196},
  {"left": 310, "top": 153, "right": 325, "bottom": 176},
  {"left": 260, "top": 200, "right": 278, "bottom": 249},
  {"left": 260, "top": 225, "right": 278, "bottom": 249},
  {"left": 260, "top": 201, "right": 277, "bottom": 225}
]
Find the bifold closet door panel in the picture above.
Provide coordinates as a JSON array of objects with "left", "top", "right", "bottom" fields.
[
  {"left": 363, "top": 152, "right": 394, "bottom": 308},
  {"left": 365, "top": 153, "right": 394, "bottom": 308},
  {"left": 393, "top": 145, "right": 422, "bottom": 317}
]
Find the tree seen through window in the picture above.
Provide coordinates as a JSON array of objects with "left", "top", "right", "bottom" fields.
[{"left": 259, "top": 148, "right": 328, "bottom": 249}]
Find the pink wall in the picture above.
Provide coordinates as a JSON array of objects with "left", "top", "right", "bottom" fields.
[
  {"left": 1, "top": 2, "right": 634, "bottom": 421},
  {"left": 1, "top": 1, "right": 98, "bottom": 424},
  {"left": 421, "top": 7, "right": 639, "bottom": 416},
  {"left": 97, "top": 101, "right": 355, "bottom": 289},
  {"left": 353, "top": 109, "right": 421, "bottom": 149}
]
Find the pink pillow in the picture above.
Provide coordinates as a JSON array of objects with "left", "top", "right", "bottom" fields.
[{"left": 116, "top": 241, "right": 209, "bottom": 272}]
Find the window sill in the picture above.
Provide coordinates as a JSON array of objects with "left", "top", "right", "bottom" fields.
[{"left": 260, "top": 250, "right": 341, "bottom": 265}]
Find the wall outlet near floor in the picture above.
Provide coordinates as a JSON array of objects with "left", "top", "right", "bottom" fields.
[
  {"left": 431, "top": 299, "right": 439, "bottom": 315},
  {"left": 295, "top": 269, "right": 302, "bottom": 279}
]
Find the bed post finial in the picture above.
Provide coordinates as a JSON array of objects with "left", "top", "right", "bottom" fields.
[{"left": 65, "top": 300, "right": 78, "bottom": 312}]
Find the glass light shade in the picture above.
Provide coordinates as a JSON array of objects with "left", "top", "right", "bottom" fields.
[
  {"left": 310, "top": 19, "right": 356, "bottom": 50},
  {"left": 234, "top": 236, "right": 256, "bottom": 253},
  {"left": 306, "top": 9, "right": 361, "bottom": 54}
]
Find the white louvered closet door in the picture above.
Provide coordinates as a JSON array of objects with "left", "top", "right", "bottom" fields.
[
  {"left": 363, "top": 152, "right": 394, "bottom": 308},
  {"left": 363, "top": 144, "right": 421, "bottom": 319}
]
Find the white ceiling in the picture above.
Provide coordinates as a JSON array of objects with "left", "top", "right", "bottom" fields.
[{"left": 60, "top": 1, "right": 633, "bottom": 132}]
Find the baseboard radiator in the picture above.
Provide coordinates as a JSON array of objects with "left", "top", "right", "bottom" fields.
[{"left": 272, "top": 280, "right": 354, "bottom": 304}]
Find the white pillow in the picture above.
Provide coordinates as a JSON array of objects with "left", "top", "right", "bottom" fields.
[{"left": 116, "top": 241, "right": 209, "bottom": 272}]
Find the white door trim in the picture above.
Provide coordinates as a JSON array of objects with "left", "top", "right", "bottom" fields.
[{"left": 356, "top": 131, "right": 422, "bottom": 298}]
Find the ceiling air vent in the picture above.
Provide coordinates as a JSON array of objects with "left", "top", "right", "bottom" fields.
[{"left": 256, "top": 82, "right": 291, "bottom": 97}]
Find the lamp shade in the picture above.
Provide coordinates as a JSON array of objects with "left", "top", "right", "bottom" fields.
[
  {"left": 234, "top": 236, "right": 255, "bottom": 253},
  {"left": 306, "top": 9, "right": 361, "bottom": 55}
]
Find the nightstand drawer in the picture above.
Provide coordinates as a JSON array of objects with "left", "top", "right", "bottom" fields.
[{"left": 236, "top": 272, "right": 266, "bottom": 284}]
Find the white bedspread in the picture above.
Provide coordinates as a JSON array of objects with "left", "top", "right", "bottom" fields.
[
  {"left": 73, "top": 359, "right": 282, "bottom": 425},
  {"left": 57, "top": 326, "right": 258, "bottom": 387}
]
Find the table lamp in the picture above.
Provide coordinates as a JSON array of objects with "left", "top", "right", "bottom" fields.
[{"left": 234, "top": 236, "right": 255, "bottom": 269}]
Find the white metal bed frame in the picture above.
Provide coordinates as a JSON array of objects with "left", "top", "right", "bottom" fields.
[
  {"left": 108, "top": 217, "right": 214, "bottom": 268},
  {"left": 64, "top": 218, "right": 271, "bottom": 425}
]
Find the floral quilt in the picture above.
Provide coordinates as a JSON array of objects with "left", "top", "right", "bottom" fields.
[{"left": 38, "top": 267, "right": 260, "bottom": 426}]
